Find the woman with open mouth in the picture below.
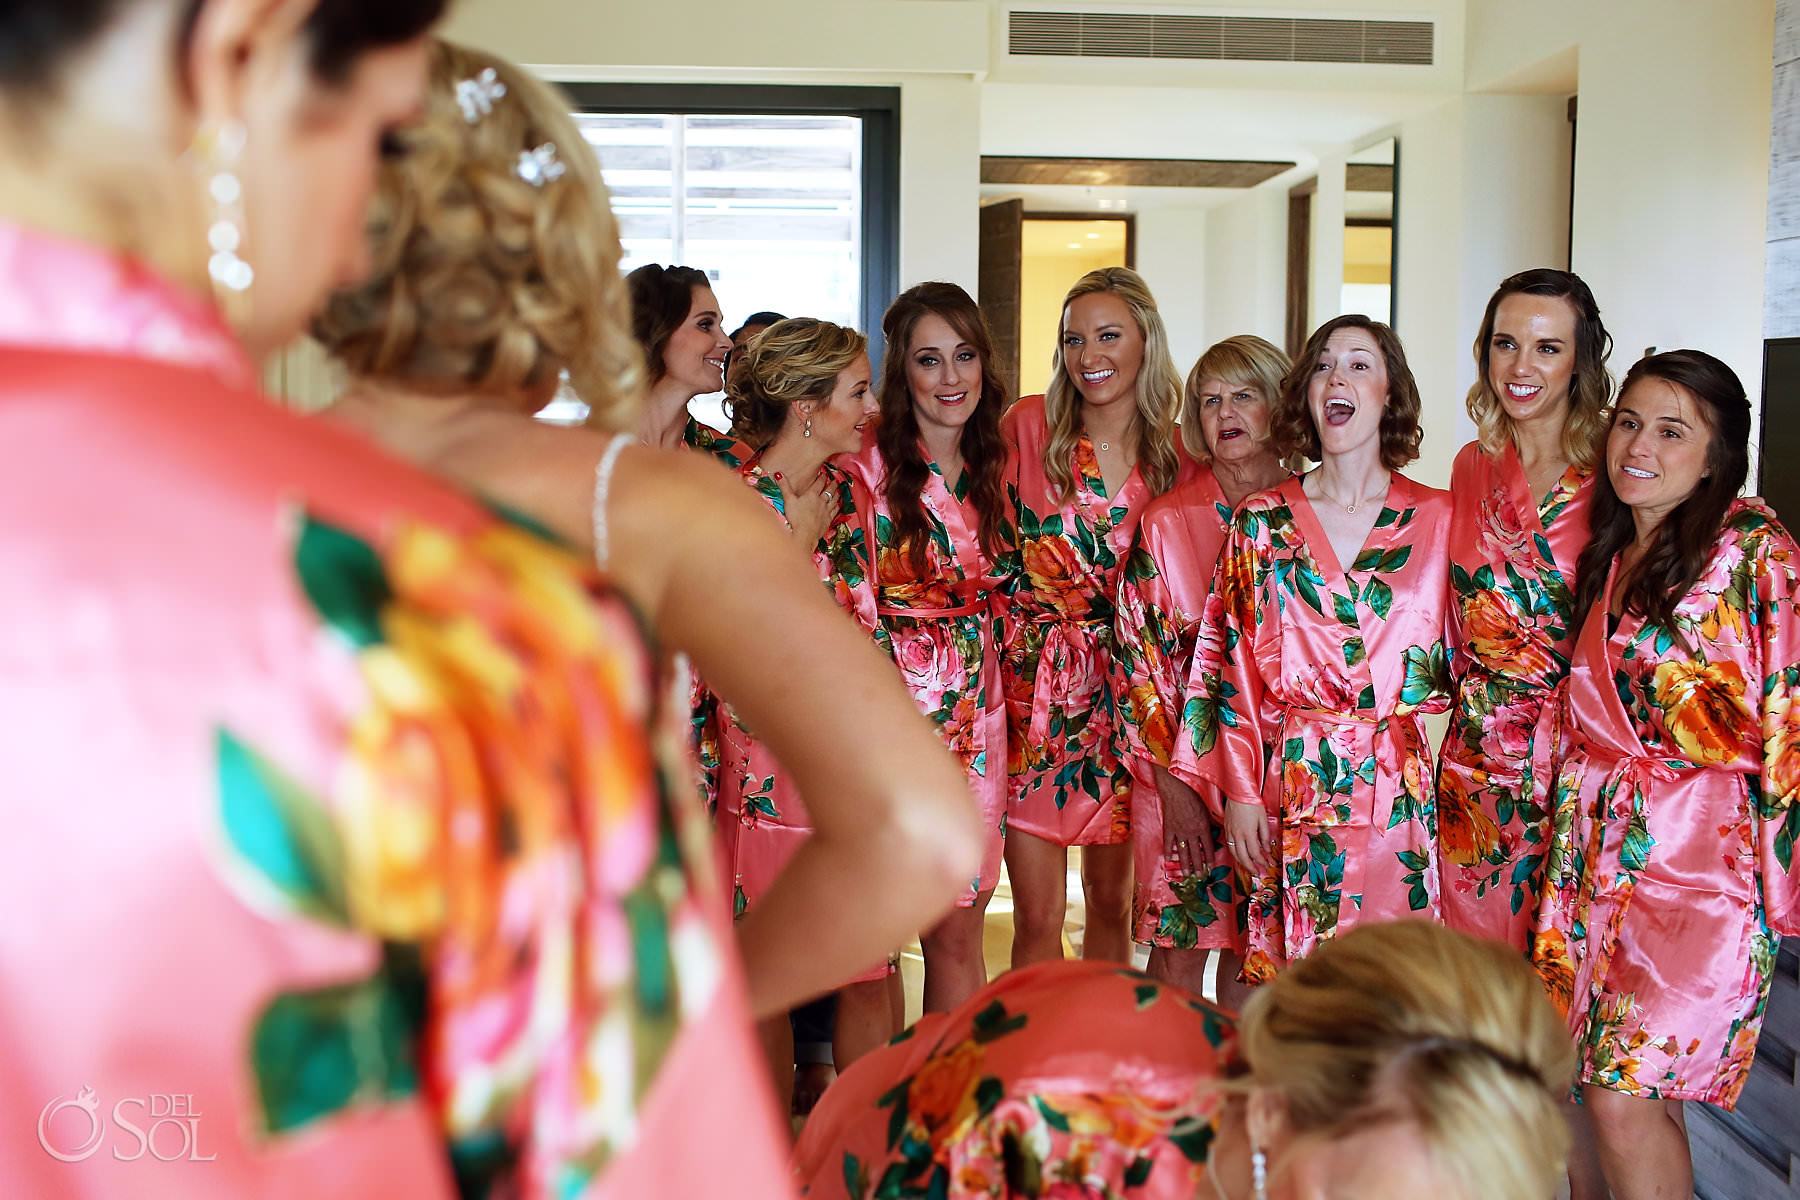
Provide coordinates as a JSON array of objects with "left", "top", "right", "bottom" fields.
[
  {"left": 1182, "top": 315, "right": 1453, "bottom": 983},
  {"left": 1001, "top": 266, "right": 1192, "bottom": 968},
  {"left": 1437, "top": 270, "right": 1613, "bottom": 951},
  {"left": 1115, "top": 335, "right": 1299, "bottom": 1008},
  {"left": 1529, "top": 350, "right": 1800, "bottom": 1200},
  {"left": 841, "top": 283, "right": 1014, "bottom": 1014}
]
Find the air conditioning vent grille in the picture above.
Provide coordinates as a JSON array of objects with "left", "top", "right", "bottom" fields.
[{"left": 1008, "top": 11, "right": 1434, "bottom": 66}]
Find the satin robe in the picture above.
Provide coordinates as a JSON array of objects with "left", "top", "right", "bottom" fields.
[
  {"left": 1439, "top": 443, "right": 1593, "bottom": 947},
  {"left": 1530, "top": 501, "right": 1800, "bottom": 1107},
  {"left": 707, "top": 453, "right": 892, "bottom": 980},
  {"left": 683, "top": 416, "right": 750, "bottom": 806},
  {"left": 843, "top": 439, "right": 1009, "bottom": 902},
  {"left": 0, "top": 225, "right": 795, "bottom": 1200},
  {"left": 1177, "top": 475, "right": 1453, "bottom": 983},
  {"left": 1113, "top": 466, "right": 1248, "bottom": 951},
  {"left": 1002, "top": 394, "right": 1194, "bottom": 846},
  {"left": 792, "top": 959, "right": 1237, "bottom": 1199}
]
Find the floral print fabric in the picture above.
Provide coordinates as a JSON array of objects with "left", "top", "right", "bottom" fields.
[
  {"left": 793, "top": 959, "right": 1236, "bottom": 1199},
  {"left": 1439, "top": 443, "right": 1592, "bottom": 947},
  {"left": 1530, "top": 500, "right": 1800, "bottom": 1107},
  {"left": 843, "top": 439, "right": 1010, "bottom": 901},
  {"left": 1001, "top": 395, "right": 1193, "bottom": 846},
  {"left": 1177, "top": 475, "right": 1453, "bottom": 982},
  {"left": 0, "top": 225, "right": 793, "bottom": 1200},
  {"left": 1113, "top": 467, "right": 1253, "bottom": 951}
]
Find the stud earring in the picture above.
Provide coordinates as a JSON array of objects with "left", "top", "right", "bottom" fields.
[
  {"left": 1251, "top": 1144, "right": 1268, "bottom": 1200},
  {"left": 194, "top": 121, "right": 253, "bottom": 325}
]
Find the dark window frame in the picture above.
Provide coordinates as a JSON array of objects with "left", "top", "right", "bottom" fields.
[{"left": 561, "top": 83, "right": 902, "bottom": 364}]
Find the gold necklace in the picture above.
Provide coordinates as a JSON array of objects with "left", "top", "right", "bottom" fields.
[{"left": 1316, "top": 473, "right": 1385, "bottom": 515}]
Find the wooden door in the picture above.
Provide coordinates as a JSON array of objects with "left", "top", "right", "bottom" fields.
[{"left": 978, "top": 198, "right": 1023, "bottom": 401}]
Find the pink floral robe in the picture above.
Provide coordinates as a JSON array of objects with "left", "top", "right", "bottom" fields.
[
  {"left": 1530, "top": 500, "right": 1800, "bottom": 1107},
  {"left": 0, "top": 225, "right": 794, "bottom": 1199},
  {"left": 843, "top": 438, "right": 1009, "bottom": 902},
  {"left": 1439, "top": 443, "right": 1593, "bottom": 948},
  {"left": 1176, "top": 475, "right": 1453, "bottom": 983},
  {"left": 1113, "top": 466, "right": 1252, "bottom": 951},
  {"left": 708, "top": 452, "right": 892, "bottom": 980},
  {"left": 792, "top": 959, "right": 1237, "bottom": 1199},
  {"left": 683, "top": 417, "right": 750, "bottom": 809},
  {"left": 1001, "top": 394, "right": 1194, "bottom": 846}
]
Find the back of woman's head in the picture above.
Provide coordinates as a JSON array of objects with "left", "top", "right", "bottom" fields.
[
  {"left": 1238, "top": 921, "right": 1575, "bottom": 1200},
  {"left": 1, "top": 0, "right": 446, "bottom": 99},
  {"left": 726, "top": 317, "right": 867, "bottom": 450},
  {"left": 313, "top": 39, "right": 647, "bottom": 432},
  {"left": 627, "top": 264, "right": 713, "bottom": 383}
]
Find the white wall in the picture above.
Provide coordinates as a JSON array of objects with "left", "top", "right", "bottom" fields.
[
  {"left": 1203, "top": 187, "right": 1289, "bottom": 353},
  {"left": 1569, "top": 1, "right": 1773, "bottom": 411},
  {"left": 1134, "top": 208, "right": 1210, "bottom": 375},
  {"left": 898, "top": 78, "right": 982, "bottom": 295}
]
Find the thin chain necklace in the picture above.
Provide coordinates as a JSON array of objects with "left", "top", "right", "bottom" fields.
[{"left": 1316, "top": 472, "right": 1387, "bottom": 515}]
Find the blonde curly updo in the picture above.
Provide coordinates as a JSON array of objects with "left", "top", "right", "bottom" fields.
[
  {"left": 725, "top": 317, "right": 867, "bottom": 451},
  {"left": 314, "top": 39, "right": 645, "bottom": 432},
  {"left": 1235, "top": 921, "right": 1576, "bottom": 1200}
]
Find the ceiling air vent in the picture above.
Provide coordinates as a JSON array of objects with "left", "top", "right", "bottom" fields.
[{"left": 1008, "top": 11, "right": 1434, "bottom": 66}]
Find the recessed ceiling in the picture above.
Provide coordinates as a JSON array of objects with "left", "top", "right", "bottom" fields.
[{"left": 982, "top": 182, "right": 1245, "bottom": 213}]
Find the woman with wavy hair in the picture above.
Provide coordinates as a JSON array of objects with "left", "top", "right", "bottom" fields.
[
  {"left": 1438, "top": 269, "right": 1613, "bottom": 947},
  {"left": 842, "top": 282, "right": 1013, "bottom": 1012},
  {"left": 1530, "top": 351, "right": 1800, "bottom": 1200},
  {"left": 1184, "top": 315, "right": 1453, "bottom": 985},
  {"left": 1001, "top": 266, "right": 1193, "bottom": 968},
  {"left": 794, "top": 921, "right": 1576, "bottom": 1200},
  {"left": 709, "top": 316, "right": 911, "bottom": 1096},
  {"left": 314, "top": 42, "right": 981, "bottom": 1125},
  {"left": 1114, "top": 335, "right": 1297, "bottom": 1004}
]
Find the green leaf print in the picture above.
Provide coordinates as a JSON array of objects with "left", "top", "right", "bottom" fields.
[
  {"left": 1134, "top": 983, "right": 1160, "bottom": 1010},
  {"left": 844, "top": 1154, "right": 869, "bottom": 1199},
  {"left": 1343, "top": 637, "right": 1366, "bottom": 669},
  {"left": 217, "top": 727, "right": 350, "bottom": 927},
  {"left": 1398, "top": 643, "right": 1449, "bottom": 708},
  {"left": 1619, "top": 807, "right": 1653, "bottom": 873},
  {"left": 1033, "top": 1096, "right": 1072, "bottom": 1132},
  {"left": 971, "top": 999, "right": 1028, "bottom": 1043},
  {"left": 1365, "top": 578, "right": 1394, "bottom": 619},
  {"left": 1350, "top": 546, "right": 1383, "bottom": 572},
  {"left": 1333, "top": 592, "right": 1358, "bottom": 627},
  {"left": 1374, "top": 507, "right": 1399, "bottom": 529},
  {"left": 1124, "top": 1156, "right": 1155, "bottom": 1187},
  {"left": 1294, "top": 567, "right": 1325, "bottom": 616},
  {"left": 295, "top": 513, "right": 392, "bottom": 648},
  {"left": 250, "top": 951, "right": 422, "bottom": 1134},
  {"left": 1169, "top": 1115, "right": 1216, "bottom": 1163},
  {"left": 1183, "top": 695, "right": 1220, "bottom": 758},
  {"left": 975, "top": 1076, "right": 1004, "bottom": 1119}
]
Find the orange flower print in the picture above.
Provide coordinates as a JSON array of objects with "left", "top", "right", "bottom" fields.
[
  {"left": 1461, "top": 588, "right": 1557, "bottom": 686},
  {"left": 1438, "top": 770, "right": 1503, "bottom": 868},
  {"left": 1282, "top": 757, "right": 1326, "bottom": 823},
  {"left": 1653, "top": 659, "right": 1752, "bottom": 766},
  {"left": 1021, "top": 536, "right": 1088, "bottom": 618},
  {"left": 1241, "top": 948, "right": 1280, "bottom": 985},
  {"left": 909, "top": 1040, "right": 987, "bottom": 1137},
  {"left": 1130, "top": 683, "right": 1174, "bottom": 763},
  {"left": 1764, "top": 689, "right": 1800, "bottom": 803},
  {"left": 1216, "top": 539, "right": 1258, "bottom": 617},
  {"left": 1532, "top": 927, "right": 1576, "bottom": 1016},
  {"left": 877, "top": 544, "right": 957, "bottom": 611}
]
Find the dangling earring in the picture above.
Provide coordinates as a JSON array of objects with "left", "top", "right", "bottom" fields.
[
  {"left": 1251, "top": 1144, "right": 1268, "bottom": 1200},
  {"left": 804, "top": 414, "right": 813, "bottom": 438},
  {"left": 193, "top": 121, "right": 253, "bottom": 326}
]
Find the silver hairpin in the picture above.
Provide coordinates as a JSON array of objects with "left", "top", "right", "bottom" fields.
[
  {"left": 517, "top": 143, "right": 567, "bottom": 187},
  {"left": 455, "top": 68, "right": 507, "bottom": 124}
]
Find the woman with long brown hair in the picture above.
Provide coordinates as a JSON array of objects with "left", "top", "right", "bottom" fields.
[
  {"left": 1532, "top": 350, "right": 1800, "bottom": 1200},
  {"left": 1001, "top": 266, "right": 1193, "bottom": 967},
  {"left": 842, "top": 281, "right": 1012, "bottom": 1012}
]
